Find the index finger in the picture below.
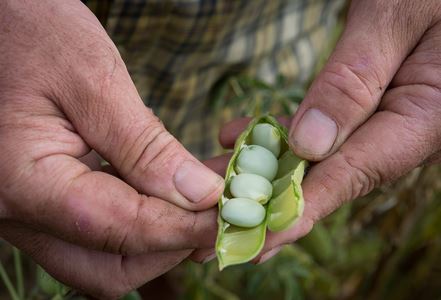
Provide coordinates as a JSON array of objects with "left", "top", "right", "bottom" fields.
[
  {"left": 3, "top": 155, "right": 218, "bottom": 255},
  {"left": 257, "top": 84, "right": 441, "bottom": 254}
]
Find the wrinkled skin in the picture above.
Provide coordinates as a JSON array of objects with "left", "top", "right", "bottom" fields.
[
  {"left": 0, "top": 1, "right": 225, "bottom": 298},
  {"left": 194, "top": 0, "right": 441, "bottom": 263}
]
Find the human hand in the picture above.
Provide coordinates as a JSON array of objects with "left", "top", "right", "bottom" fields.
[
  {"left": 0, "top": 1, "right": 223, "bottom": 298},
  {"left": 198, "top": 0, "right": 441, "bottom": 263}
]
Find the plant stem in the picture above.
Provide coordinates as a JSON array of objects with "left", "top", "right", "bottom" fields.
[
  {"left": 13, "top": 248, "right": 24, "bottom": 299},
  {"left": 230, "top": 78, "right": 244, "bottom": 97},
  {"left": 0, "top": 259, "right": 20, "bottom": 300},
  {"left": 205, "top": 279, "right": 240, "bottom": 300}
]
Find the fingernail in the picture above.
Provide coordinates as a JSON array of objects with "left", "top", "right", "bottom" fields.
[
  {"left": 174, "top": 160, "right": 224, "bottom": 203},
  {"left": 290, "top": 109, "right": 337, "bottom": 156},
  {"left": 202, "top": 252, "right": 217, "bottom": 264},
  {"left": 257, "top": 246, "right": 282, "bottom": 264}
]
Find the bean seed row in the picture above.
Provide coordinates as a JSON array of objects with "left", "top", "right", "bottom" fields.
[{"left": 221, "top": 123, "right": 281, "bottom": 228}]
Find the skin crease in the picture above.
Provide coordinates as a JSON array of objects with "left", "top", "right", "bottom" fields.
[
  {"left": 1, "top": 0, "right": 441, "bottom": 299},
  {"left": 192, "top": 0, "right": 441, "bottom": 263}
]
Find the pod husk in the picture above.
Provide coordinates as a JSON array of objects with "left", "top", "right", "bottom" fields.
[{"left": 216, "top": 115, "right": 307, "bottom": 270}]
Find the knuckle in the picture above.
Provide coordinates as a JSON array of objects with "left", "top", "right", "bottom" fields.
[
  {"left": 118, "top": 194, "right": 196, "bottom": 253},
  {"left": 338, "top": 150, "right": 381, "bottom": 198},
  {"left": 104, "top": 194, "right": 150, "bottom": 255},
  {"left": 136, "top": 131, "right": 178, "bottom": 176},
  {"left": 389, "top": 84, "right": 441, "bottom": 117},
  {"left": 319, "top": 62, "right": 381, "bottom": 115},
  {"left": 187, "top": 210, "right": 198, "bottom": 237},
  {"left": 188, "top": 209, "right": 216, "bottom": 247},
  {"left": 99, "top": 224, "right": 124, "bottom": 254},
  {"left": 382, "top": 86, "right": 441, "bottom": 153},
  {"left": 118, "top": 116, "right": 162, "bottom": 173},
  {"left": 119, "top": 195, "right": 151, "bottom": 254},
  {"left": 118, "top": 115, "right": 181, "bottom": 180}
]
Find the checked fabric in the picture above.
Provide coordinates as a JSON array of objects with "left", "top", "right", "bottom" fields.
[{"left": 83, "top": 0, "right": 345, "bottom": 159}]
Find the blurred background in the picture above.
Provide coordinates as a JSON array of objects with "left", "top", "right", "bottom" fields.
[{"left": 1, "top": 5, "right": 441, "bottom": 300}]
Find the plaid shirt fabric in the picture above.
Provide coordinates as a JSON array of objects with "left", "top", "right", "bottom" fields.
[{"left": 83, "top": 0, "right": 345, "bottom": 159}]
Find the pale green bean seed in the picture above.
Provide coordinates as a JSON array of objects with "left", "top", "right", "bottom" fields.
[
  {"left": 221, "top": 198, "right": 266, "bottom": 228},
  {"left": 230, "top": 173, "right": 273, "bottom": 204},
  {"left": 251, "top": 123, "right": 281, "bottom": 157},
  {"left": 235, "top": 145, "right": 278, "bottom": 181}
]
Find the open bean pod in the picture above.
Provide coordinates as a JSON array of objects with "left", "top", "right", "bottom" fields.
[{"left": 216, "top": 115, "right": 307, "bottom": 270}]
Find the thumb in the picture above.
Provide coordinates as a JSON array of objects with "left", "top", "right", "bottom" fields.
[
  {"left": 55, "top": 35, "right": 223, "bottom": 211},
  {"left": 289, "top": 0, "right": 434, "bottom": 161}
]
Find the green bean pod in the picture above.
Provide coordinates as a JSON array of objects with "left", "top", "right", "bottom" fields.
[{"left": 216, "top": 115, "right": 307, "bottom": 270}]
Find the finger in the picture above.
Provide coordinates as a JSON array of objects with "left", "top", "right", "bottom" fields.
[
  {"left": 219, "top": 117, "right": 291, "bottom": 149},
  {"left": 219, "top": 118, "right": 253, "bottom": 149},
  {"left": 78, "top": 150, "right": 120, "bottom": 177},
  {"left": 52, "top": 25, "right": 223, "bottom": 211},
  {"left": 389, "top": 20, "right": 441, "bottom": 167},
  {"left": 255, "top": 246, "right": 282, "bottom": 265},
  {"left": 3, "top": 155, "right": 218, "bottom": 254},
  {"left": 254, "top": 216, "right": 314, "bottom": 259},
  {"left": 0, "top": 222, "right": 190, "bottom": 299},
  {"left": 189, "top": 155, "right": 234, "bottom": 263},
  {"left": 289, "top": 0, "right": 437, "bottom": 161},
  {"left": 78, "top": 150, "right": 102, "bottom": 171},
  {"left": 305, "top": 85, "right": 441, "bottom": 220},
  {"left": 190, "top": 216, "right": 314, "bottom": 264},
  {"left": 266, "top": 85, "right": 441, "bottom": 250},
  {"left": 101, "top": 163, "right": 120, "bottom": 177},
  {"left": 260, "top": 21, "right": 441, "bottom": 250},
  {"left": 203, "top": 153, "right": 232, "bottom": 177},
  {"left": 189, "top": 248, "right": 216, "bottom": 264}
]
